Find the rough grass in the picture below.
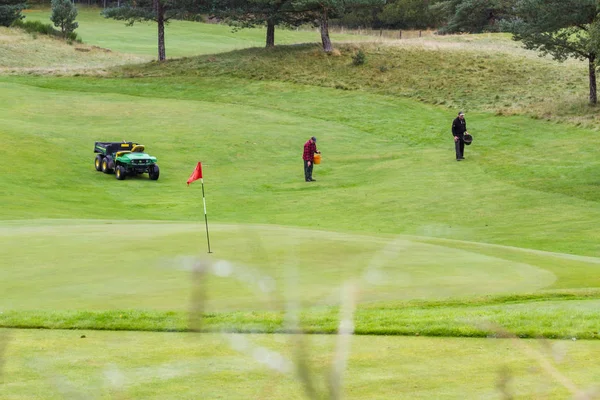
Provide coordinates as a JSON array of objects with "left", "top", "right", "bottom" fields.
[
  {"left": 112, "top": 41, "right": 597, "bottom": 126},
  {"left": 8, "top": 8, "right": 600, "bottom": 126},
  {"left": 0, "top": 27, "right": 146, "bottom": 73},
  {"left": 2, "top": 295, "right": 600, "bottom": 339}
]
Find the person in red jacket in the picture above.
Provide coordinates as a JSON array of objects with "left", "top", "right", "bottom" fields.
[{"left": 302, "top": 136, "right": 320, "bottom": 182}]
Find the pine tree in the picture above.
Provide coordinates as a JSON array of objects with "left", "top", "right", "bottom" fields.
[
  {"left": 290, "top": 0, "right": 384, "bottom": 52},
  {"left": 51, "top": 0, "right": 79, "bottom": 38},
  {"left": 435, "top": 0, "right": 516, "bottom": 34},
  {"left": 0, "top": 0, "right": 25, "bottom": 27},
  {"left": 505, "top": 0, "right": 599, "bottom": 104},
  {"left": 103, "top": 0, "right": 201, "bottom": 61},
  {"left": 210, "top": 0, "right": 310, "bottom": 47}
]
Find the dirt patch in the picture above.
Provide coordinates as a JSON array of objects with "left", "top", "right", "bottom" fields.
[{"left": 91, "top": 45, "right": 112, "bottom": 53}]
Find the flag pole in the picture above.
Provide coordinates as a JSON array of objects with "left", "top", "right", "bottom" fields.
[
  {"left": 200, "top": 177, "right": 212, "bottom": 254},
  {"left": 187, "top": 162, "right": 212, "bottom": 254}
]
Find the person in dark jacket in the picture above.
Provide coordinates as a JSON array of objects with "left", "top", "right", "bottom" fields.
[
  {"left": 452, "top": 111, "right": 469, "bottom": 161},
  {"left": 302, "top": 136, "right": 320, "bottom": 182}
]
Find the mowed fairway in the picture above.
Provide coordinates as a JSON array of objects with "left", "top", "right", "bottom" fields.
[
  {"left": 21, "top": 7, "right": 371, "bottom": 58},
  {"left": 2, "top": 9, "right": 600, "bottom": 398},
  {"left": 2, "top": 76, "right": 600, "bottom": 336}
]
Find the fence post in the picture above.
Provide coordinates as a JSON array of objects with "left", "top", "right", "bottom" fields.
[{"left": 399, "top": 30, "right": 402, "bottom": 39}]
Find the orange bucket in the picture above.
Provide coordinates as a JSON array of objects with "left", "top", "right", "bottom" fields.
[{"left": 313, "top": 154, "right": 321, "bottom": 164}]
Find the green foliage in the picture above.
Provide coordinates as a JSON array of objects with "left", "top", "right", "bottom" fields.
[
  {"left": 291, "top": 0, "right": 384, "bottom": 17},
  {"left": 378, "top": 0, "right": 441, "bottom": 29},
  {"left": 333, "top": 7, "right": 377, "bottom": 28},
  {"left": 0, "top": 0, "right": 25, "bottom": 27},
  {"left": 208, "top": 0, "right": 314, "bottom": 47},
  {"left": 505, "top": 0, "right": 598, "bottom": 62},
  {"left": 102, "top": 2, "right": 160, "bottom": 24},
  {"left": 12, "top": 18, "right": 79, "bottom": 40},
  {"left": 351, "top": 48, "right": 366, "bottom": 65},
  {"left": 50, "top": 0, "right": 79, "bottom": 38},
  {"left": 504, "top": 0, "right": 600, "bottom": 103},
  {"left": 102, "top": 0, "right": 203, "bottom": 24},
  {"left": 103, "top": 0, "right": 204, "bottom": 59},
  {"left": 437, "top": 0, "right": 516, "bottom": 34},
  {"left": 210, "top": 0, "right": 305, "bottom": 28}
]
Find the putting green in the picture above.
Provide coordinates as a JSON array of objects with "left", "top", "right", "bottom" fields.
[{"left": 0, "top": 220, "right": 557, "bottom": 311}]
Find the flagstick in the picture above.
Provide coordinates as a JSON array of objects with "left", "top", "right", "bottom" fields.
[{"left": 201, "top": 178, "right": 212, "bottom": 254}]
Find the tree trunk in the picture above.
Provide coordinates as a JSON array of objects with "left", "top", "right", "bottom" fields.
[
  {"left": 589, "top": 55, "right": 597, "bottom": 105},
  {"left": 320, "top": 8, "right": 333, "bottom": 53},
  {"left": 157, "top": 1, "right": 166, "bottom": 61},
  {"left": 266, "top": 20, "right": 275, "bottom": 47}
]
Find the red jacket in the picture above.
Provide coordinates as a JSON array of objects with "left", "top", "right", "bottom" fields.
[{"left": 303, "top": 140, "right": 318, "bottom": 161}]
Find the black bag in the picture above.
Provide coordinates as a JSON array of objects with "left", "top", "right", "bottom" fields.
[{"left": 463, "top": 133, "right": 473, "bottom": 145}]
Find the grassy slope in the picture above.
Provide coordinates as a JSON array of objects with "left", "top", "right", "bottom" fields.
[
  {"left": 1, "top": 77, "right": 599, "bottom": 254},
  {"left": 21, "top": 7, "right": 371, "bottom": 58},
  {"left": 114, "top": 40, "right": 598, "bottom": 126},
  {"left": 0, "top": 26, "right": 146, "bottom": 72}
]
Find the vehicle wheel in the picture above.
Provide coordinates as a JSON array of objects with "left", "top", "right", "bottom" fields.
[
  {"left": 149, "top": 164, "right": 160, "bottom": 180},
  {"left": 102, "top": 157, "right": 113, "bottom": 174},
  {"left": 115, "top": 165, "right": 126, "bottom": 180},
  {"left": 94, "top": 155, "right": 103, "bottom": 171}
]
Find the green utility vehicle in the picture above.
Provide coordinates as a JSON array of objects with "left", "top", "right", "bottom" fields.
[{"left": 94, "top": 141, "right": 160, "bottom": 181}]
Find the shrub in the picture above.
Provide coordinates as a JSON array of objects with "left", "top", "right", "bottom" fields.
[
  {"left": 12, "top": 19, "right": 81, "bottom": 41},
  {"left": 351, "top": 49, "right": 366, "bottom": 66},
  {"left": 12, "top": 19, "right": 60, "bottom": 36}
]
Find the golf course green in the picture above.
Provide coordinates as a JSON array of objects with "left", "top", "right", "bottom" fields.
[{"left": 1, "top": 6, "right": 599, "bottom": 398}]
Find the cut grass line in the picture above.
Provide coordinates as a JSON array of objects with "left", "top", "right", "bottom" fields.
[
  {"left": 411, "top": 236, "right": 600, "bottom": 264},
  {"left": 2, "top": 293, "right": 599, "bottom": 339}
]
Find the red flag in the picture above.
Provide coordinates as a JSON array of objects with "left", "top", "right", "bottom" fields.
[{"left": 187, "top": 162, "right": 203, "bottom": 185}]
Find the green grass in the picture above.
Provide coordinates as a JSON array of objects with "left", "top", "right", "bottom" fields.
[
  {"left": 1, "top": 74, "right": 600, "bottom": 337},
  {"left": 109, "top": 41, "right": 598, "bottom": 126},
  {"left": 3, "top": 329, "right": 600, "bottom": 399},
  {"left": 21, "top": 7, "right": 373, "bottom": 58},
  {"left": 2, "top": 8, "right": 600, "bottom": 399},
  {"left": 2, "top": 296, "right": 600, "bottom": 339},
  {"left": 1, "top": 77, "right": 599, "bottom": 254}
]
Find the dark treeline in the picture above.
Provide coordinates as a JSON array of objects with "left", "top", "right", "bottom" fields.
[
  {"left": 20, "top": 0, "right": 520, "bottom": 33},
  {"left": 334, "top": 0, "right": 519, "bottom": 32}
]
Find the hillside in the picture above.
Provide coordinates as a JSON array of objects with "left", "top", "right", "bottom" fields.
[
  {"left": 111, "top": 38, "right": 597, "bottom": 127},
  {"left": 0, "top": 27, "right": 147, "bottom": 73}
]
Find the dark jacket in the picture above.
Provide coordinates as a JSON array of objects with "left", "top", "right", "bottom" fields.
[{"left": 452, "top": 117, "right": 467, "bottom": 137}]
